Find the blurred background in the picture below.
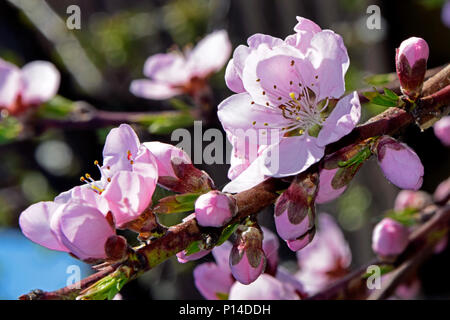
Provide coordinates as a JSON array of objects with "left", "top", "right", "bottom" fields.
[{"left": 0, "top": 0, "right": 449, "bottom": 299}]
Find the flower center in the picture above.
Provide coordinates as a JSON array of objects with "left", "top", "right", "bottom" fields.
[{"left": 80, "top": 150, "right": 135, "bottom": 194}]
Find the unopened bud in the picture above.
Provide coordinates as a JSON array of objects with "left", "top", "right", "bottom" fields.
[
  {"left": 195, "top": 191, "right": 236, "bottom": 227},
  {"left": 372, "top": 218, "right": 409, "bottom": 258},
  {"left": 286, "top": 227, "right": 316, "bottom": 252},
  {"left": 394, "top": 190, "right": 432, "bottom": 211},
  {"left": 434, "top": 116, "right": 450, "bottom": 147},
  {"left": 105, "top": 235, "right": 128, "bottom": 262},
  {"left": 396, "top": 37, "right": 429, "bottom": 100},
  {"left": 230, "top": 226, "right": 266, "bottom": 285},
  {"left": 434, "top": 177, "right": 450, "bottom": 205},
  {"left": 274, "top": 173, "right": 317, "bottom": 241},
  {"left": 376, "top": 136, "right": 424, "bottom": 190}
]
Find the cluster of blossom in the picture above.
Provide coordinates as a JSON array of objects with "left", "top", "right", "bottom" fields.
[{"left": 11, "top": 15, "right": 450, "bottom": 300}]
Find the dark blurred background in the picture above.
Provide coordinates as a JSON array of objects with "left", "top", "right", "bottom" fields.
[{"left": 0, "top": 0, "right": 449, "bottom": 299}]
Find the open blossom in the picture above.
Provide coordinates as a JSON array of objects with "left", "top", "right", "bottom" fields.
[
  {"left": 434, "top": 116, "right": 450, "bottom": 146},
  {"left": 372, "top": 218, "right": 410, "bottom": 258},
  {"left": 0, "top": 58, "right": 60, "bottom": 115},
  {"left": 219, "top": 16, "right": 361, "bottom": 193},
  {"left": 19, "top": 201, "right": 116, "bottom": 261},
  {"left": 376, "top": 136, "right": 424, "bottom": 190},
  {"left": 193, "top": 242, "right": 234, "bottom": 300},
  {"left": 195, "top": 191, "right": 236, "bottom": 227},
  {"left": 228, "top": 274, "right": 300, "bottom": 300},
  {"left": 396, "top": 37, "right": 429, "bottom": 99},
  {"left": 295, "top": 213, "right": 351, "bottom": 294},
  {"left": 131, "top": 30, "right": 231, "bottom": 100},
  {"left": 19, "top": 124, "right": 160, "bottom": 260}
]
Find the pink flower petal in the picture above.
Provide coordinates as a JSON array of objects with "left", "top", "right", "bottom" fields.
[
  {"left": 194, "top": 262, "right": 234, "bottom": 300},
  {"left": 19, "top": 201, "right": 69, "bottom": 252},
  {"left": 316, "top": 168, "right": 347, "bottom": 204},
  {"left": 225, "top": 59, "right": 245, "bottom": 93},
  {"left": 20, "top": 61, "right": 60, "bottom": 106},
  {"left": 434, "top": 116, "right": 450, "bottom": 146},
  {"left": 55, "top": 202, "right": 115, "bottom": 260},
  {"left": 317, "top": 92, "right": 361, "bottom": 147},
  {"left": 306, "top": 30, "right": 349, "bottom": 101},
  {"left": 102, "top": 171, "right": 155, "bottom": 227},
  {"left": 0, "top": 60, "right": 21, "bottom": 109},
  {"left": 187, "top": 30, "right": 232, "bottom": 78},
  {"left": 130, "top": 79, "right": 183, "bottom": 100},
  {"left": 143, "top": 141, "right": 191, "bottom": 178},
  {"left": 229, "top": 274, "right": 299, "bottom": 300},
  {"left": 102, "top": 124, "right": 141, "bottom": 174}
]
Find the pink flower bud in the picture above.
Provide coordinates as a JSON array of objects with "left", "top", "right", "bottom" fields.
[
  {"left": 394, "top": 190, "right": 432, "bottom": 211},
  {"left": 434, "top": 177, "right": 450, "bottom": 204},
  {"left": 396, "top": 37, "right": 429, "bottom": 99},
  {"left": 176, "top": 248, "right": 211, "bottom": 263},
  {"left": 195, "top": 191, "right": 236, "bottom": 227},
  {"left": 372, "top": 218, "right": 409, "bottom": 257},
  {"left": 228, "top": 274, "right": 300, "bottom": 300},
  {"left": 286, "top": 227, "right": 316, "bottom": 252},
  {"left": 274, "top": 173, "right": 317, "bottom": 241},
  {"left": 434, "top": 116, "right": 450, "bottom": 147},
  {"left": 105, "top": 235, "right": 128, "bottom": 262},
  {"left": 230, "top": 226, "right": 266, "bottom": 285},
  {"left": 316, "top": 168, "right": 347, "bottom": 204},
  {"left": 376, "top": 136, "right": 424, "bottom": 190}
]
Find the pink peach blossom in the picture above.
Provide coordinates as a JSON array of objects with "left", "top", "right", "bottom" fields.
[
  {"left": 295, "top": 213, "right": 351, "bottom": 294},
  {"left": 131, "top": 30, "right": 231, "bottom": 100},
  {"left": 0, "top": 59, "right": 60, "bottom": 115},
  {"left": 228, "top": 274, "right": 299, "bottom": 300},
  {"left": 219, "top": 17, "right": 360, "bottom": 193}
]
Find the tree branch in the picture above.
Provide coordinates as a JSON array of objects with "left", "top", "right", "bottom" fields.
[{"left": 18, "top": 63, "right": 450, "bottom": 300}]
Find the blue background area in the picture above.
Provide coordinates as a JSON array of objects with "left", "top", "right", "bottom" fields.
[{"left": 0, "top": 229, "right": 91, "bottom": 300}]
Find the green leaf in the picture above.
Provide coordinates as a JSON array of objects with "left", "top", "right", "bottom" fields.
[
  {"left": 138, "top": 111, "right": 194, "bottom": 135},
  {"left": 362, "top": 264, "right": 394, "bottom": 279},
  {"left": 153, "top": 192, "right": 201, "bottom": 214},
  {"left": 78, "top": 267, "right": 129, "bottom": 300},
  {"left": 37, "top": 95, "right": 76, "bottom": 119},
  {"left": 383, "top": 88, "right": 399, "bottom": 100},
  {"left": 386, "top": 208, "right": 419, "bottom": 227},
  {"left": 216, "top": 292, "right": 229, "bottom": 300},
  {"left": 363, "top": 89, "right": 399, "bottom": 107},
  {"left": 169, "top": 98, "right": 191, "bottom": 111},
  {"left": 364, "top": 73, "right": 397, "bottom": 86},
  {"left": 216, "top": 222, "right": 240, "bottom": 246},
  {"left": 0, "top": 116, "right": 22, "bottom": 144},
  {"left": 184, "top": 240, "right": 201, "bottom": 256}
]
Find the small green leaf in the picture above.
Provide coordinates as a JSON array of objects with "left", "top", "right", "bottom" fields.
[
  {"left": 78, "top": 267, "right": 129, "bottom": 300},
  {"left": 383, "top": 88, "right": 399, "bottom": 100},
  {"left": 364, "top": 73, "right": 397, "bottom": 86},
  {"left": 184, "top": 240, "right": 201, "bottom": 256},
  {"left": 154, "top": 192, "right": 201, "bottom": 214},
  {"left": 138, "top": 111, "right": 194, "bottom": 135},
  {"left": 0, "top": 116, "right": 22, "bottom": 144},
  {"left": 216, "top": 222, "right": 240, "bottom": 246},
  {"left": 37, "top": 95, "right": 76, "bottom": 119},
  {"left": 216, "top": 292, "right": 229, "bottom": 300},
  {"left": 386, "top": 208, "right": 419, "bottom": 227},
  {"left": 362, "top": 264, "right": 394, "bottom": 279},
  {"left": 363, "top": 89, "right": 399, "bottom": 108}
]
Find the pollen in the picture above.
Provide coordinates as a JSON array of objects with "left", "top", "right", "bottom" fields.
[{"left": 290, "top": 60, "right": 295, "bottom": 66}]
